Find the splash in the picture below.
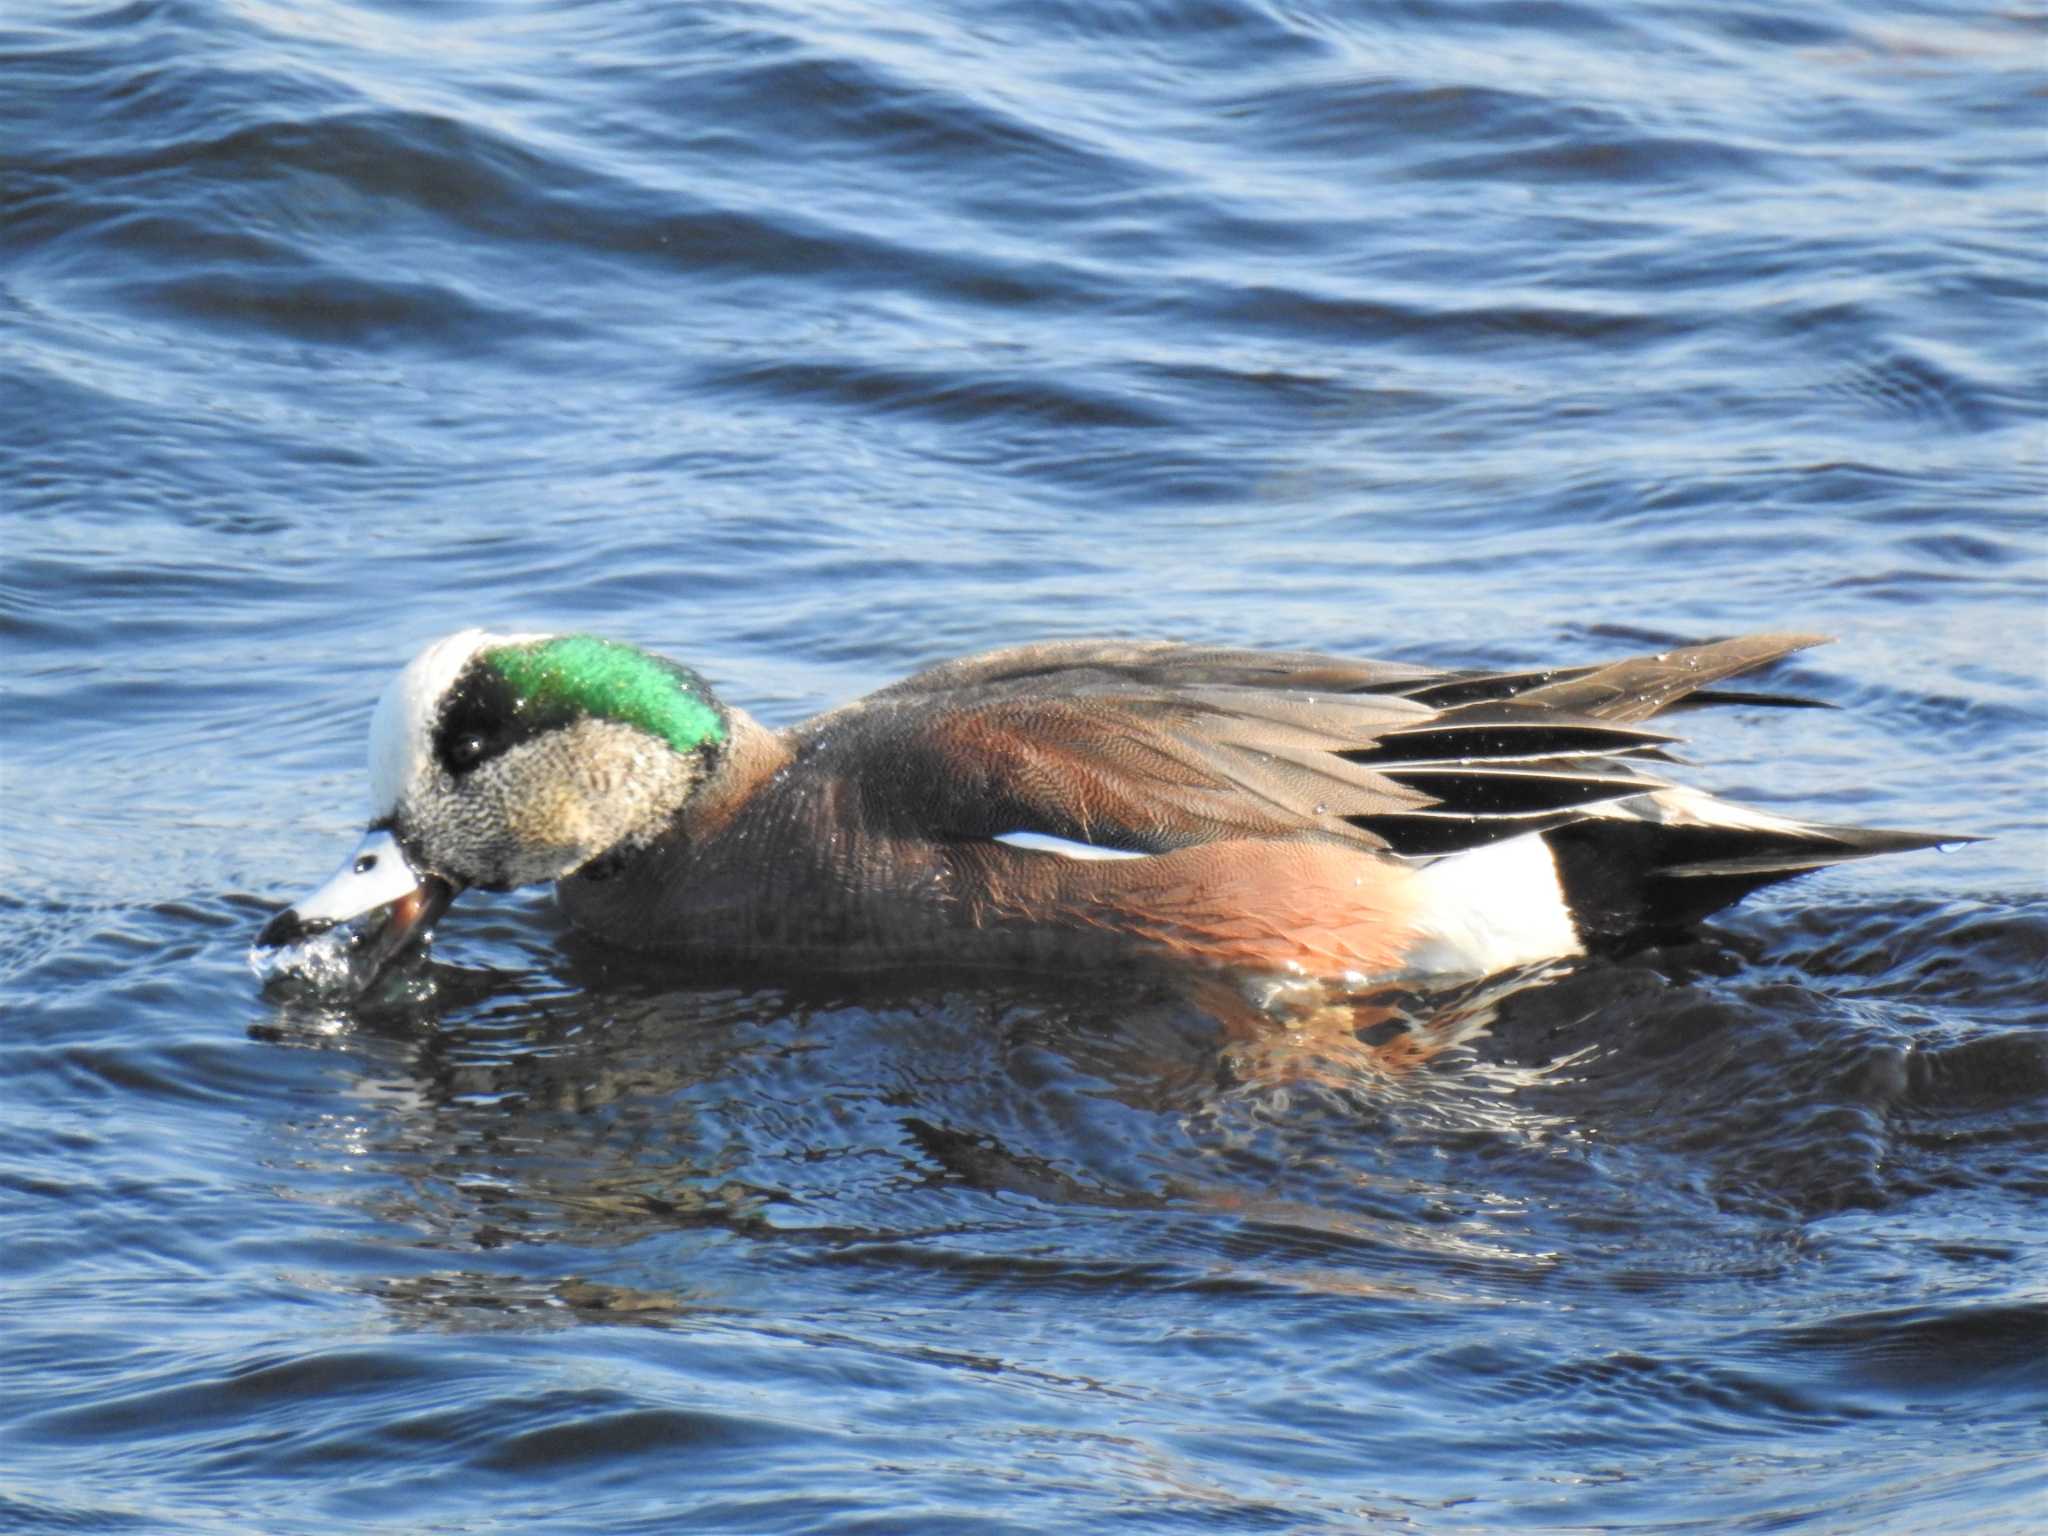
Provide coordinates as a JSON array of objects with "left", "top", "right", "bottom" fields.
[{"left": 250, "top": 914, "right": 387, "bottom": 998}]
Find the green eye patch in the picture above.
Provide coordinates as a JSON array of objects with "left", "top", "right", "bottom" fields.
[{"left": 483, "top": 635, "right": 726, "bottom": 755}]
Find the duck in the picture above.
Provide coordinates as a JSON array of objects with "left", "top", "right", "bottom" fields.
[{"left": 256, "top": 629, "right": 1961, "bottom": 993}]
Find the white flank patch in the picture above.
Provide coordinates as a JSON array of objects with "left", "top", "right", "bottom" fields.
[
  {"left": 1406, "top": 831, "right": 1582, "bottom": 976},
  {"left": 368, "top": 628, "right": 551, "bottom": 814},
  {"left": 992, "top": 830, "right": 1154, "bottom": 861}
]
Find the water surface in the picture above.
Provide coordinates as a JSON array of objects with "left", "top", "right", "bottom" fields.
[{"left": 3, "top": 0, "right": 2044, "bottom": 1530}]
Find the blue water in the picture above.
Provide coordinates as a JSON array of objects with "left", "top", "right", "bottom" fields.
[{"left": 3, "top": 0, "right": 2045, "bottom": 1530}]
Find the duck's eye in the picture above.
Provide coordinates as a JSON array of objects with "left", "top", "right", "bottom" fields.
[
  {"left": 450, "top": 734, "right": 488, "bottom": 769},
  {"left": 353, "top": 853, "right": 378, "bottom": 875}
]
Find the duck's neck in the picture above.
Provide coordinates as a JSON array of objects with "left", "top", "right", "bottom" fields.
[
  {"left": 552, "top": 706, "right": 790, "bottom": 887},
  {"left": 555, "top": 706, "right": 796, "bottom": 941},
  {"left": 677, "top": 705, "right": 794, "bottom": 843}
]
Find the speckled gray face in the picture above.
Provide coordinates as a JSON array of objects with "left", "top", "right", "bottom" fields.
[
  {"left": 258, "top": 630, "right": 724, "bottom": 993},
  {"left": 394, "top": 714, "right": 711, "bottom": 892}
]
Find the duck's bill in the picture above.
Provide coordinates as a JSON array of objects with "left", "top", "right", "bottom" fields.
[{"left": 253, "top": 828, "right": 456, "bottom": 996}]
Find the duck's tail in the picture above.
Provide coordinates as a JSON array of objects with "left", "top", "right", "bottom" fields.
[
  {"left": 1515, "top": 631, "right": 1836, "bottom": 722},
  {"left": 1545, "top": 789, "right": 1971, "bottom": 938},
  {"left": 1465, "top": 633, "right": 1977, "bottom": 937}
]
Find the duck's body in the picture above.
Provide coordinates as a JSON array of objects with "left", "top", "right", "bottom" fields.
[
  {"left": 258, "top": 631, "right": 1960, "bottom": 993},
  {"left": 555, "top": 645, "right": 1576, "bottom": 977}
]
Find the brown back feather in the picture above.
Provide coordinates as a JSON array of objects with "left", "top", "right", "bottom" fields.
[{"left": 808, "top": 636, "right": 1821, "bottom": 860}]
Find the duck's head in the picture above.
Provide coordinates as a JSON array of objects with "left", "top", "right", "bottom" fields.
[{"left": 257, "top": 630, "right": 728, "bottom": 987}]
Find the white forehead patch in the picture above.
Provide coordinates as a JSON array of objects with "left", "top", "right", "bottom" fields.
[
  {"left": 368, "top": 628, "right": 551, "bottom": 815},
  {"left": 992, "top": 830, "right": 1154, "bottom": 861}
]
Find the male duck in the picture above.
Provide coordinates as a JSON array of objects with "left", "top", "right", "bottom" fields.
[{"left": 258, "top": 630, "right": 1957, "bottom": 991}]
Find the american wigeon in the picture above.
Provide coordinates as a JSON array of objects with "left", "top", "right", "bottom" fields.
[{"left": 257, "top": 630, "right": 1961, "bottom": 994}]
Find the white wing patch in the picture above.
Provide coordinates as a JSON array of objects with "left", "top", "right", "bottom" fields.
[{"left": 992, "top": 831, "right": 1154, "bottom": 861}]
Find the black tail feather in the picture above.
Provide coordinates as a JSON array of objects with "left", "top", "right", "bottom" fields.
[
  {"left": 1545, "top": 819, "right": 1976, "bottom": 939},
  {"left": 1667, "top": 687, "right": 1836, "bottom": 711}
]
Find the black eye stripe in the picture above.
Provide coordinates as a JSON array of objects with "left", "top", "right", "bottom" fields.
[{"left": 432, "top": 660, "right": 571, "bottom": 778}]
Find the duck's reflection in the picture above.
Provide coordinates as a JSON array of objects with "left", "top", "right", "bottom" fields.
[{"left": 252, "top": 943, "right": 1659, "bottom": 1328}]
